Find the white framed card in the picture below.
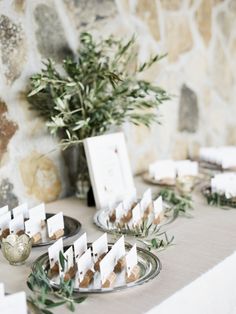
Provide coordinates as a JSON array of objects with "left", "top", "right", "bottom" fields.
[{"left": 84, "top": 132, "right": 135, "bottom": 210}]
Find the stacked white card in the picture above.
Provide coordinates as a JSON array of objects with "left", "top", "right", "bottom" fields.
[
  {"left": 149, "top": 159, "right": 199, "bottom": 180},
  {"left": 200, "top": 146, "right": 236, "bottom": 169},
  {"left": 211, "top": 173, "right": 236, "bottom": 199},
  {"left": 48, "top": 233, "right": 139, "bottom": 288},
  {"left": 0, "top": 283, "right": 27, "bottom": 314}
]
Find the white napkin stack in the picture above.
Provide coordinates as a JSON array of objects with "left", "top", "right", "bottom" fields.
[
  {"left": 200, "top": 146, "right": 236, "bottom": 169},
  {"left": 149, "top": 159, "right": 199, "bottom": 180},
  {"left": 211, "top": 173, "right": 236, "bottom": 199}
]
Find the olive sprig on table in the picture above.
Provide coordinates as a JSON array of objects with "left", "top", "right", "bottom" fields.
[
  {"left": 112, "top": 220, "right": 175, "bottom": 252},
  {"left": 27, "top": 257, "right": 86, "bottom": 314},
  {"left": 158, "top": 189, "right": 194, "bottom": 218}
]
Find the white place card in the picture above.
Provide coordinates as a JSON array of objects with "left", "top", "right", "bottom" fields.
[
  {"left": 128, "top": 203, "right": 141, "bottom": 228},
  {"left": 0, "top": 211, "right": 11, "bottom": 235},
  {"left": 175, "top": 160, "right": 198, "bottom": 177},
  {"left": 0, "top": 283, "right": 4, "bottom": 299},
  {"left": 0, "top": 206, "right": 8, "bottom": 217},
  {"left": 149, "top": 160, "right": 176, "bottom": 180},
  {"left": 125, "top": 244, "right": 138, "bottom": 277},
  {"left": 115, "top": 202, "right": 125, "bottom": 222},
  {"left": 12, "top": 203, "right": 28, "bottom": 219},
  {"left": 29, "top": 203, "right": 46, "bottom": 222},
  {"left": 111, "top": 235, "right": 125, "bottom": 264},
  {"left": 99, "top": 248, "right": 115, "bottom": 285},
  {"left": 123, "top": 188, "right": 137, "bottom": 211},
  {"left": 77, "top": 248, "right": 93, "bottom": 282},
  {"left": 64, "top": 246, "right": 74, "bottom": 271},
  {"left": 9, "top": 214, "right": 24, "bottom": 234},
  {"left": 0, "top": 292, "right": 27, "bottom": 314},
  {"left": 24, "top": 218, "right": 41, "bottom": 237},
  {"left": 74, "top": 233, "right": 87, "bottom": 262},
  {"left": 47, "top": 212, "right": 64, "bottom": 238},
  {"left": 92, "top": 233, "right": 108, "bottom": 262},
  {"left": 153, "top": 196, "right": 163, "bottom": 218},
  {"left": 140, "top": 188, "right": 152, "bottom": 213},
  {"left": 48, "top": 238, "right": 63, "bottom": 268}
]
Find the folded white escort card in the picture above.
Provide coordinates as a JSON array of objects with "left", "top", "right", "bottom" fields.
[
  {"left": 12, "top": 203, "right": 28, "bottom": 219},
  {"left": 140, "top": 188, "right": 152, "bottom": 214},
  {"left": 0, "top": 206, "right": 8, "bottom": 217},
  {"left": 9, "top": 213, "right": 24, "bottom": 234},
  {"left": 0, "top": 291, "right": 27, "bottom": 314},
  {"left": 29, "top": 203, "right": 46, "bottom": 223},
  {"left": 0, "top": 211, "right": 11, "bottom": 235},
  {"left": 77, "top": 248, "right": 93, "bottom": 283},
  {"left": 48, "top": 238, "right": 63, "bottom": 269},
  {"left": 47, "top": 212, "right": 64, "bottom": 239},
  {"left": 92, "top": 233, "right": 108, "bottom": 262},
  {"left": 0, "top": 282, "right": 4, "bottom": 299},
  {"left": 74, "top": 233, "right": 87, "bottom": 262}
]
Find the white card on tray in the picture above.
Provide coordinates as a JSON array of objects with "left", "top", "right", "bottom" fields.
[
  {"left": 24, "top": 219, "right": 41, "bottom": 237},
  {"left": 128, "top": 203, "right": 141, "bottom": 228},
  {"left": 77, "top": 248, "right": 93, "bottom": 282},
  {"left": 9, "top": 214, "right": 24, "bottom": 234},
  {"left": 92, "top": 233, "right": 108, "bottom": 262},
  {"left": 0, "top": 206, "right": 8, "bottom": 217},
  {"left": 0, "top": 283, "right": 4, "bottom": 299},
  {"left": 115, "top": 202, "right": 125, "bottom": 222},
  {"left": 74, "top": 233, "right": 87, "bottom": 262},
  {"left": 175, "top": 160, "right": 198, "bottom": 177},
  {"left": 149, "top": 160, "right": 176, "bottom": 180},
  {"left": 0, "top": 211, "right": 11, "bottom": 235},
  {"left": 153, "top": 196, "right": 163, "bottom": 218},
  {"left": 111, "top": 235, "right": 125, "bottom": 263},
  {"left": 48, "top": 238, "right": 63, "bottom": 268},
  {"left": 29, "top": 203, "right": 46, "bottom": 222},
  {"left": 0, "top": 292, "right": 27, "bottom": 314},
  {"left": 125, "top": 244, "right": 138, "bottom": 277},
  {"left": 64, "top": 246, "right": 74, "bottom": 271},
  {"left": 140, "top": 188, "right": 152, "bottom": 213},
  {"left": 47, "top": 212, "right": 64, "bottom": 238},
  {"left": 123, "top": 188, "right": 137, "bottom": 211},
  {"left": 12, "top": 203, "right": 28, "bottom": 219},
  {"left": 99, "top": 248, "right": 115, "bottom": 284}
]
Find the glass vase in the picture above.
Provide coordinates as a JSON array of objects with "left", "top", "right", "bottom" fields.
[{"left": 75, "top": 143, "right": 90, "bottom": 199}]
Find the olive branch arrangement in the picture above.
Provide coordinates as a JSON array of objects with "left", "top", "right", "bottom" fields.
[
  {"left": 28, "top": 32, "right": 170, "bottom": 148},
  {"left": 202, "top": 186, "right": 236, "bottom": 208},
  {"left": 27, "top": 252, "right": 86, "bottom": 314}
]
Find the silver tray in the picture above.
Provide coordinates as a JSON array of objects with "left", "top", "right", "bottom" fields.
[
  {"left": 94, "top": 204, "right": 176, "bottom": 236},
  {"left": 32, "top": 213, "right": 81, "bottom": 247},
  {"left": 32, "top": 244, "right": 161, "bottom": 294}
]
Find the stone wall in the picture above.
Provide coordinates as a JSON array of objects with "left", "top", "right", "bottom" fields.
[{"left": 0, "top": 0, "right": 235, "bottom": 206}]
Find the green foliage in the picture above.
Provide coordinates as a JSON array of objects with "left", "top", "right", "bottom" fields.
[
  {"left": 27, "top": 262, "right": 86, "bottom": 313},
  {"left": 28, "top": 32, "right": 170, "bottom": 147},
  {"left": 203, "top": 187, "right": 236, "bottom": 208},
  {"left": 159, "top": 189, "right": 194, "bottom": 218}
]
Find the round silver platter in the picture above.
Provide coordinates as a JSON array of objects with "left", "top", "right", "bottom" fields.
[
  {"left": 94, "top": 203, "right": 176, "bottom": 236},
  {"left": 32, "top": 213, "right": 81, "bottom": 247},
  {"left": 32, "top": 244, "right": 161, "bottom": 294}
]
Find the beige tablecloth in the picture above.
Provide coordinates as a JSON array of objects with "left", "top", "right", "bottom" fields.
[{"left": 1, "top": 177, "right": 236, "bottom": 314}]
